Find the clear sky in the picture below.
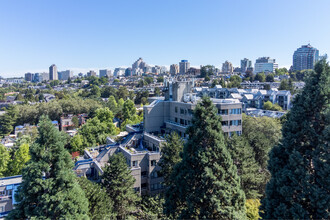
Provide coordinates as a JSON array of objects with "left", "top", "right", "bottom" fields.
[{"left": 1, "top": 0, "right": 329, "bottom": 77}]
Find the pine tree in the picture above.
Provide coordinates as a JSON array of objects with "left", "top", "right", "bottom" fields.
[
  {"left": 165, "top": 97, "right": 246, "bottom": 219},
  {"left": 226, "top": 134, "right": 263, "bottom": 199},
  {"left": 158, "top": 131, "right": 184, "bottom": 186},
  {"left": 7, "top": 116, "right": 89, "bottom": 219},
  {"left": 77, "top": 177, "right": 114, "bottom": 220},
  {"left": 102, "top": 152, "right": 140, "bottom": 219},
  {"left": 137, "top": 195, "right": 165, "bottom": 220},
  {"left": 261, "top": 60, "right": 330, "bottom": 219}
]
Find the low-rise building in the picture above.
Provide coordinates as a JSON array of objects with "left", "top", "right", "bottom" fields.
[{"left": 0, "top": 175, "right": 22, "bottom": 218}]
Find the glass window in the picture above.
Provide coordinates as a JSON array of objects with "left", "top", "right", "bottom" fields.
[
  {"left": 132, "top": 161, "right": 138, "bottom": 167},
  {"left": 175, "top": 107, "right": 178, "bottom": 113},
  {"left": 151, "top": 160, "right": 157, "bottom": 166},
  {"left": 180, "top": 108, "right": 185, "bottom": 114}
]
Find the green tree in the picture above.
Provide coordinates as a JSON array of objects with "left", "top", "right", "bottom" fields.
[
  {"left": 107, "top": 95, "right": 118, "bottom": 112},
  {"left": 72, "top": 116, "right": 79, "bottom": 128},
  {"left": 77, "top": 177, "right": 115, "bottom": 220},
  {"left": 7, "top": 116, "right": 89, "bottom": 219},
  {"left": 102, "top": 153, "right": 140, "bottom": 219},
  {"left": 70, "top": 134, "right": 85, "bottom": 153},
  {"left": 226, "top": 135, "right": 263, "bottom": 199},
  {"left": 8, "top": 143, "right": 30, "bottom": 176},
  {"left": 117, "top": 86, "right": 129, "bottom": 100},
  {"left": 265, "top": 74, "right": 275, "bottom": 82},
  {"left": 255, "top": 72, "right": 266, "bottom": 82},
  {"left": 263, "top": 101, "right": 273, "bottom": 110},
  {"left": 138, "top": 195, "right": 165, "bottom": 220},
  {"left": 0, "top": 105, "right": 18, "bottom": 137},
  {"left": 0, "top": 144, "right": 10, "bottom": 177},
  {"left": 123, "top": 99, "right": 136, "bottom": 121},
  {"left": 228, "top": 75, "right": 242, "bottom": 88},
  {"left": 90, "top": 85, "right": 101, "bottom": 97},
  {"left": 157, "top": 76, "right": 164, "bottom": 83},
  {"left": 261, "top": 60, "right": 330, "bottom": 219},
  {"left": 158, "top": 132, "right": 183, "bottom": 186},
  {"left": 242, "top": 114, "right": 282, "bottom": 195},
  {"left": 165, "top": 97, "right": 246, "bottom": 219}
]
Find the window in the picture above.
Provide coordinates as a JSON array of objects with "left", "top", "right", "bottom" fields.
[
  {"left": 151, "top": 171, "right": 158, "bottom": 178},
  {"left": 141, "top": 183, "right": 147, "bottom": 189},
  {"left": 180, "top": 108, "right": 185, "bottom": 114},
  {"left": 221, "top": 121, "right": 229, "bottom": 126},
  {"left": 175, "top": 117, "right": 178, "bottom": 123},
  {"left": 141, "top": 171, "right": 148, "bottom": 178},
  {"left": 134, "top": 187, "right": 140, "bottom": 192},
  {"left": 188, "top": 109, "right": 193, "bottom": 115},
  {"left": 230, "top": 108, "right": 242, "bottom": 114},
  {"left": 236, "top": 131, "right": 242, "bottom": 136},
  {"left": 230, "top": 120, "right": 241, "bottom": 126},
  {"left": 219, "top": 109, "right": 228, "bottom": 115},
  {"left": 132, "top": 161, "right": 138, "bottom": 167},
  {"left": 151, "top": 160, "right": 157, "bottom": 166},
  {"left": 0, "top": 206, "right": 4, "bottom": 212},
  {"left": 175, "top": 107, "right": 178, "bottom": 113},
  {"left": 180, "top": 119, "right": 184, "bottom": 125}
]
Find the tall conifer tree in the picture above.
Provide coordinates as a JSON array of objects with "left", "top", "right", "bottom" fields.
[
  {"left": 7, "top": 116, "right": 89, "bottom": 219},
  {"left": 102, "top": 152, "right": 140, "bottom": 219},
  {"left": 165, "top": 97, "right": 246, "bottom": 219},
  {"left": 262, "top": 60, "right": 330, "bottom": 219}
]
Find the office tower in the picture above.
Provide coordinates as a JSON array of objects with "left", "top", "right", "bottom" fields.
[
  {"left": 125, "top": 68, "right": 132, "bottom": 77},
  {"left": 254, "top": 57, "right": 278, "bottom": 73},
  {"left": 179, "top": 60, "right": 190, "bottom": 74},
  {"left": 35, "top": 72, "right": 49, "bottom": 82},
  {"left": 293, "top": 44, "right": 319, "bottom": 71},
  {"left": 87, "top": 70, "right": 97, "bottom": 77},
  {"left": 222, "top": 61, "right": 234, "bottom": 73},
  {"left": 24, "top": 73, "right": 34, "bottom": 82},
  {"left": 113, "top": 68, "right": 126, "bottom": 77},
  {"left": 58, "top": 70, "right": 73, "bottom": 80},
  {"left": 170, "top": 64, "right": 179, "bottom": 75},
  {"left": 49, "top": 64, "right": 58, "bottom": 80},
  {"left": 240, "top": 58, "right": 252, "bottom": 73},
  {"left": 99, "top": 69, "right": 112, "bottom": 78},
  {"left": 132, "top": 58, "right": 147, "bottom": 70}
]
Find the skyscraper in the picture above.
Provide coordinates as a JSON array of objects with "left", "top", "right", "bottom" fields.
[
  {"left": 24, "top": 73, "right": 34, "bottom": 82},
  {"left": 240, "top": 58, "right": 252, "bottom": 73},
  {"left": 254, "top": 57, "right": 278, "bottom": 73},
  {"left": 170, "top": 64, "right": 179, "bottom": 75},
  {"left": 99, "top": 69, "right": 112, "bottom": 78},
  {"left": 222, "top": 61, "right": 233, "bottom": 73},
  {"left": 179, "top": 60, "right": 190, "bottom": 74},
  {"left": 58, "top": 70, "right": 73, "bottom": 80},
  {"left": 87, "top": 70, "right": 97, "bottom": 77},
  {"left": 49, "top": 64, "right": 57, "bottom": 80},
  {"left": 293, "top": 44, "right": 319, "bottom": 71}
]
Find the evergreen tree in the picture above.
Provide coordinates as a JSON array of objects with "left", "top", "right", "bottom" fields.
[
  {"left": 261, "top": 60, "right": 330, "bottom": 219},
  {"left": 102, "top": 152, "right": 140, "bottom": 219},
  {"left": 77, "top": 177, "right": 115, "bottom": 220},
  {"left": 226, "top": 134, "right": 263, "bottom": 199},
  {"left": 158, "top": 131, "right": 184, "bottom": 186},
  {"left": 0, "top": 144, "right": 10, "bottom": 177},
  {"left": 137, "top": 195, "right": 165, "bottom": 220},
  {"left": 7, "top": 116, "right": 89, "bottom": 219},
  {"left": 0, "top": 105, "right": 18, "bottom": 137},
  {"left": 165, "top": 97, "right": 246, "bottom": 219}
]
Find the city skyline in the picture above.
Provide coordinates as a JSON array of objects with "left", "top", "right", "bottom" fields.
[{"left": 1, "top": 0, "right": 330, "bottom": 77}]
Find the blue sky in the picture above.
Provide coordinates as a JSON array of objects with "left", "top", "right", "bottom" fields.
[{"left": 0, "top": 0, "right": 329, "bottom": 77}]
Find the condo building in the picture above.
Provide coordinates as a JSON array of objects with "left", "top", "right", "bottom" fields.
[
  {"left": 144, "top": 80, "right": 243, "bottom": 138},
  {"left": 293, "top": 44, "right": 319, "bottom": 71}
]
